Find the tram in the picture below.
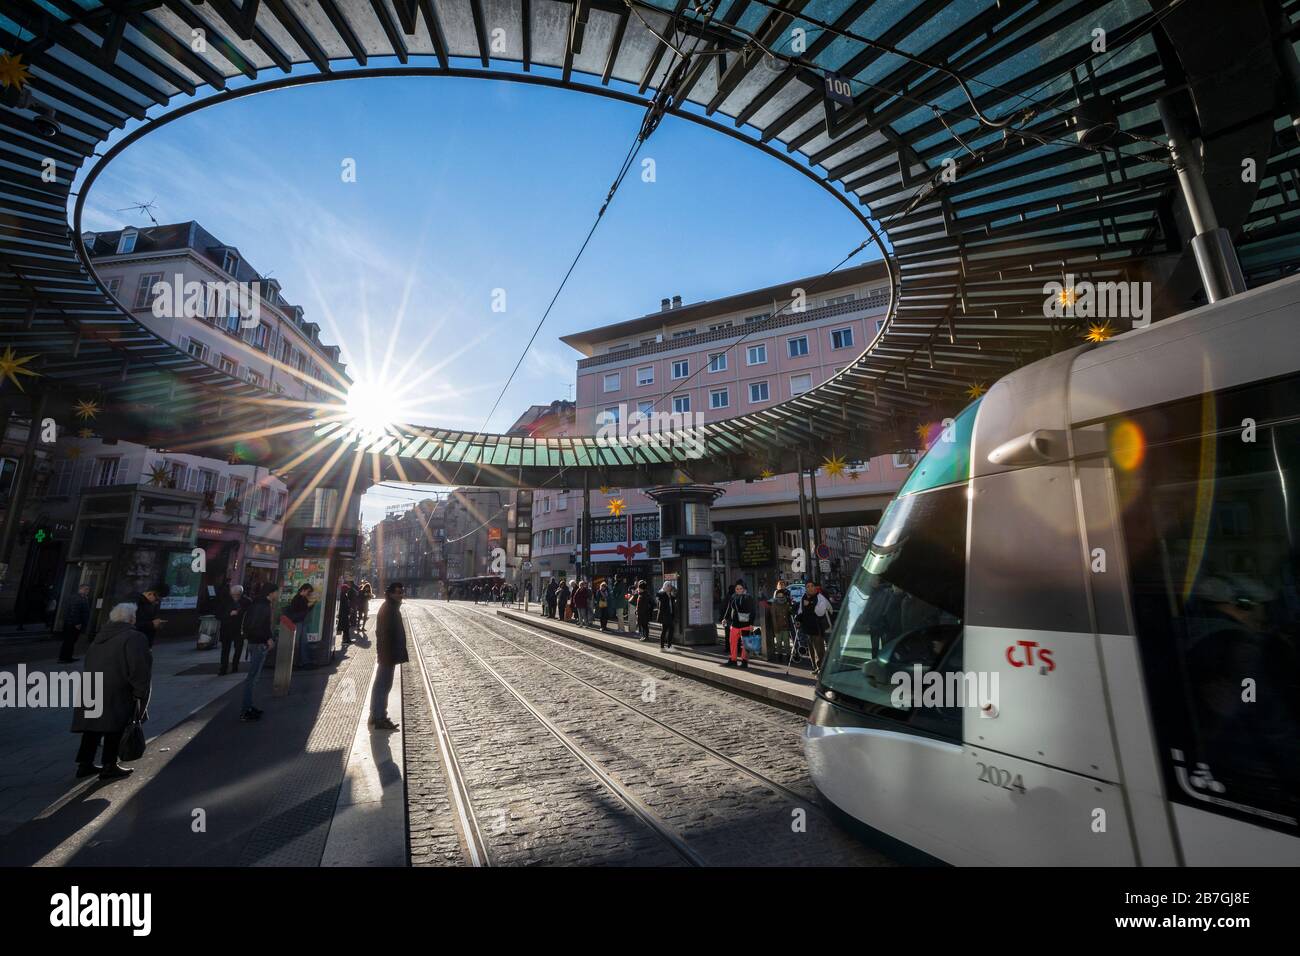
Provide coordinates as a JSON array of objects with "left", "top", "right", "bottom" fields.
[{"left": 805, "top": 274, "right": 1300, "bottom": 865}]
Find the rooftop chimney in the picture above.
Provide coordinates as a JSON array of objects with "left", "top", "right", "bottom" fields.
[
  {"left": 660, "top": 297, "right": 671, "bottom": 311},
  {"left": 672, "top": 295, "right": 682, "bottom": 309}
]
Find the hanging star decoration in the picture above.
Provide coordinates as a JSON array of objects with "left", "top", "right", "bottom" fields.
[
  {"left": 0, "top": 346, "right": 40, "bottom": 391},
  {"left": 848, "top": 464, "right": 861, "bottom": 481},
  {"left": 758, "top": 468, "right": 775, "bottom": 480},
  {"left": 965, "top": 381, "right": 987, "bottom": 400},
  {"left": 146, "top": 462, "right": 171, "bottom": 487},
  {"left": 599, "top": 484, "right": 611, "bottom": 495},
  {"left": 1057, "top": 286, "right": 1076, "bottom": 309},
  {"left": 73, "top": 398, "right": 101, "bottom": 421},
  {"left": 0, "top": 54, "right": 31, "bottom": 91},
  {"left": 607, "top": 497, "right": 626, "bottom": 517},
  {"left": 916, "top": 422, "right": 934, "bottom": 445},
  {"left": 78, "top": 427, "right": 94, "bottom": 439},
  {"left": 822, "top": 454, "right": 848, "bottom": 478},
  {"left": 1083, "top": 321, "right": 1113, "bottom": 343}
]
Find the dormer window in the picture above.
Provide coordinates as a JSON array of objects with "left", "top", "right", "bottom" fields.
[
  {"left": 117, "top": 230, "right": 137, "bottom": 255},
  {"left": 222, "top": 251, "right": 240, "bottom": 275}
]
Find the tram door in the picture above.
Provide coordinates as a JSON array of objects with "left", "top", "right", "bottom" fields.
[{"left": 1111, "top": 382, "right": 1300, "bottom": 865}]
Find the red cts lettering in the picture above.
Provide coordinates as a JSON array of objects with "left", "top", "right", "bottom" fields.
[
  {"left": 1038, "top": 648, "right": 1055, "bottom": 673},
  {"left": 1006, "top": 644, "right": 1023, "bottom": 667},
  {"left": 1005, "top": 640, "right": 1055, "bottom": 672}
]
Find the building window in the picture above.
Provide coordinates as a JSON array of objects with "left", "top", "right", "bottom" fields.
[
  {"left": 117, "top": 230, "right": 137, "bottom": 255},
  {"left": 708, "top": 321, "right": 733, "bottom": 333},
  {"left": 744, "top": 313, "right": 767, "bottom": 324},
  {"left": 788, "top": 336, "right": 809, "bottom": 358},
  {"left": 790, "top": 373, "right": 812, "bottom": 395},
  {"left": 246, "top": 369, "right": 266, "bottom": 388},
  {"left": 831, "top": 327, "right": 854, "bottom": 350},
  {"left": 708, "top": 352, "right": 727, "bottom": 373},
  {"left": 186, "top": 338, "right": 209, "bottom": 363},
  {"left": 0, "top": 457, "right": 16, "bottom": 496},
  {"left": 874, "top": 318, "right": 886, "bottom": 335},
  {"left": 825, "top": 293, "right": 855, "bottom": 307},
  {"left": 544, "top": 497, "right": 552, "bottom": 513},
  {"left": 637, "top": 400, "right": 655, "bottom": 417},
  {"left": 222, "top": 251, "right": 240, "bottom": 275},
  {"left": 749, "top": 381, "right": 770, "bottom": 403},
  {"left": 218, "top": 354, "right": 237, "bottom": 375},
  {"left": 600, "top": 406, "right": 620, "bottom": 426},
  {"left": 892, "top": 453, "right": 914, "bottom": 469},
  {"left": 670, "top": 328, "right": 697, "bottom": 339},
  {"left": 105, "top": 277, "right": 122, "bottom": 298},
  {"left": 603, "top": 371, "right": 620, "bottom": 393},
  {"left": 557, "top": 494, "right": 567, "bottom": 510},
  {"left": 636, "top": 366, "right": 654, "bottom": 387},
  {"left": 746, "top": 344, "right": 767, "bottom": 366},
  {"left": 134, "top": 272, "right": 163, "bottom": 310},
  {"left": 672, "top": 395, "right": 690, "bottom": 414},
  {"left": 93, "top": 457, "right": 120, "bottom": 487},
  {"left": 709, "top": 388, "right": 729, "bottom": 410},
  {"left": 671, "top": 360, "right": 689, "bottom": 379}
]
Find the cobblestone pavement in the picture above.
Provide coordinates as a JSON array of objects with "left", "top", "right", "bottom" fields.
[{"left": 403, "top": 601, "right": 893, "bottom": 867}]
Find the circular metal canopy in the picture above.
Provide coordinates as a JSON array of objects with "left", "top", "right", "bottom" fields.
[{"left": 2, "top": 0, "right": 1298, "bottom": 489}]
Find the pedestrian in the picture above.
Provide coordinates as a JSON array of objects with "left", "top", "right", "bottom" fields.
[
  {"left": 337, "top": 579, "right": 354, "bottom": 646},
  {"left": 572, "top": 579, "right": 590, "bottom": 626},
  {"left": 635, "top": 582, "right": 655, "bottom": 642},
  {"left": 132, "top": 586, "right": 164, "bottom": 647},
  {"left": 543, "top": 578, "right": 557, "bottom": 618},
  {"left": 799, "top": 582, "right": 833, "bottom": 677},
  {"left": 216, "top": 583, "right": 251, "bottom": 676},
  {"left": 240, "top": 582, "right": 280, "bottom": 721},
  {"left": 596, "top": 580, "right": 611, "bottom": 631},
  {"left": 525, "top": 580, "right": 534, "bottom": 606},
  {"left": 71, "top": 601, "right": 152, "bottom": 781},
  {"left": 556, "top": 578, "right": 571, "bottom": 622},
  {"left": 656, "top": 581, "right": 677, "bottom": 651},
  {"left": 720, "top": 579, "right": 757, "bottom": 669},
  {"left": 624, "top": 580, "right": 639, "bottom": 634},
  {"left": 285, "top": 583, "right": 315, "bottom": 666},
  {"left": 358, "top": 580, "right": 373, "bottom": 628},
  {"left": 57, "top": 583, "right": 92, "bottom": 663},
  {"left": 768, "top": 579, "right": 794, "bottom": 663},
  {"left": 371, "top": 582, "right": 408, "bottom": 731}
]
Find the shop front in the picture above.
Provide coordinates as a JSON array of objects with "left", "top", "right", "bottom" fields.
[{"left": 244, "top": 537, "right": 280, "bottom": 595}]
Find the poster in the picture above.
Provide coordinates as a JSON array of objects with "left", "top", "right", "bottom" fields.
[
  {"left": 281, "top": 557, "right": 329, "bottom": 644},
  {"left": 737, "top": 528, "right": 774, "bottom": 567},
  {"left": 687, "top": 565, "right": 711, "bottom": 626},
  {"left": 160, "top": 551, "right": 200, "bottom": 609}
]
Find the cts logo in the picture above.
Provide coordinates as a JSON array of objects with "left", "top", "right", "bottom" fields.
[{"left": 1006, "top": 640, "right": 1055, "bottom": 673}]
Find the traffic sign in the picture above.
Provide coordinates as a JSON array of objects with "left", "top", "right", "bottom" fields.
[
  {"left": 819, "top": 558, "right": 831, "bottom": 574},
  {"left": 815, "top": 543, "right": 831, "bottom": 560}
]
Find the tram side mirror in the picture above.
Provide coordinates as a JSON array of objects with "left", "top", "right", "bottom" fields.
[{"left": 987, "top": 429, "right": 1064, "bottom": 467}]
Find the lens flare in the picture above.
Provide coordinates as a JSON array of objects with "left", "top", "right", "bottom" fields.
[
  {"left": 1109, "top": 420, "right": 1145, "bottom": 471},
  {"left": 345, "top": 381, "right": 397, "bottom": 437}
]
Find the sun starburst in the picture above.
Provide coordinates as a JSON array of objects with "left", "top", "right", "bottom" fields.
[
  {"left": 607, "top": 497, "right": 626, "bottom": 517},
  {"left": 1084, "top": 321, "right": 1113, "bottom": 343},
  {"left": 0, "top": 347, "right": 39, "bottom": 391},
  {"left": 0, "top": 54, "right": 30, "bottom": 91},
  {"left": 822, "top": 454, "right": 847, "bottom": 477},
  {"left": 73, "top": 398, "right": 101, "bottom": 421}
]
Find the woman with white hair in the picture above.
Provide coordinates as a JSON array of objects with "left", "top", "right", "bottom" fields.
[{"left": 70, "top": 601, "right": 153, "bottom": 781}]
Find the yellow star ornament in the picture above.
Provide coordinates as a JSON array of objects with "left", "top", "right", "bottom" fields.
[
  {"left": 74, "top": 398, "right": 101, "bottom": 421},
  {"left": 822, "top": 454, "right": 847, "bottom": 478},
  {"left": 78, "top": 427, "right": 93, "bottom": 439},
  {"left": 915, "top": 422, "right": 934, "bottom": 444},
  {"left": 599, "top": 485, "right": 611, "bottom": 495},
  {"left": 758, "top": 468, "right": 774, "bottom": 480},
  {"left": 0, "top": 346, "right": 39, "bottom": 391},
  {"left": 965, "top": 382, "right": 987, "bottom": 400},
  {"left": 607, "top": 497, "right": 626, "bottom": 517},
  {"left": 1084, "top": 322, "right": 1113, "bottom": 343},
  {"left": 0, "top": 54, "right": 31, "bottom": 91}
]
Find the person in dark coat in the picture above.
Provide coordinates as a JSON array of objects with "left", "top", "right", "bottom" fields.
[
  {"left": 543, "top": 578, "right": 557, "bottom": 617},
  {"left": 58, "top": 583, "right": 92, "bottom": 663},
  {"left": 556, "top": 579, "right": 571, "bottom": 622},
  {"left": 215, "top": 583, "right": 251, "bottom": 675},
  {"left": 71, "top": 601, "right": 152, "bottom": 781},
  {"left": 240, "top": 582, "right": 279, "bottom": 721},
  {"left": 635, "top": 582, "right": 655, "bottom": 642},
  {"left": 656, "top": 582, "right": 677, "bottom": 651},
  {"left": 357, "top": 581, "right": 373, "bottom": 627},
  {"left": 596, "top": 581, "right": 611, "bottom": 631},
  {"left": 133, "top": 587, "right": 163, "bottom": 647},
  {"left": 337, "top": 580, "right": 354, "bottom": 646},
  {"left": 371, "top": 582, "right": 408, "bottom": 731},
  {"left": 285, "top": 583, "right": 315, "bottom": 665}
]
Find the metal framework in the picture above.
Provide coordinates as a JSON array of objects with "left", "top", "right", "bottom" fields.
[{"left": 3, "top": 0, "right": 1300, "bottom": 488}]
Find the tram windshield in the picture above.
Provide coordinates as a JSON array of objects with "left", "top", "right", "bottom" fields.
[{"left": 819, "top": 401, "right": 977, "bottom": 713}]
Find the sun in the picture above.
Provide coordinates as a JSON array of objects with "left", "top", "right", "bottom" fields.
[{"left": 344, "top": 381, "right": 398, "bottom": 436}]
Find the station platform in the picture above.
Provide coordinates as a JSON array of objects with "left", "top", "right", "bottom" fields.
[
  {"left": 492, "top": 604, "right": 816, "bottom": 712},
  {"left": 0, "top": 622, "right": 405, "bottom": 867}
]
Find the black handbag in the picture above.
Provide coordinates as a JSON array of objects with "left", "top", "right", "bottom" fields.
[{"left": 118, "top": 701, "right": 146, "bottom": 763}]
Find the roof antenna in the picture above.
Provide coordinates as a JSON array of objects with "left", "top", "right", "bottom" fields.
[{"left": 116, "top": 198, "right": 159, "bottom": 225}]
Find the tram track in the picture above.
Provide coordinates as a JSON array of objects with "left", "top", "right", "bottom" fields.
[{"left": 443, "top": 603, "right": 819, "bottom": 812}]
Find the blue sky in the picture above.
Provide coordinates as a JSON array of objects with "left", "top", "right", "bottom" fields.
[{"left": 81, "top": 74, "right": 874, "bottom": 521}]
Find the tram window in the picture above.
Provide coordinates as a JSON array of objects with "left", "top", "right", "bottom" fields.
[
  {"left": 820, "top": 483, "right": 967, "bottom": 738},
  {"left": 1116, "top": 412, "right": 1300, "bottom": 832}
]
